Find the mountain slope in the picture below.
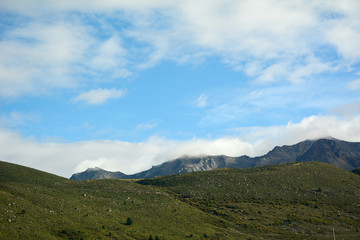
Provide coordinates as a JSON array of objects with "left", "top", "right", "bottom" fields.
[
  {"left": 131, "top": 155, "right": 251, "bottom": 179},
  {"left": 296, "top": 138, "right": 360, "bottom": 170},
  {"left": 71, "top": 138, "right": 360, "bottom": 180},
  {"left": 253, "top": 139, "right": 314, "bottom": 166},
  {"left": 70, "top": 167, "right": 127, "bottom": 180}
]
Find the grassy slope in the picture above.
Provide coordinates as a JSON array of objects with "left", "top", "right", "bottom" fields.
[
  {"left": 1, "top": 161, "right": 360, "bottom": 239},
  {"left": 139, "top": 162, "right": 360, "bottom": 239},
  {"left": 0, "top": 161, "right": 227, "bottom": 240}
]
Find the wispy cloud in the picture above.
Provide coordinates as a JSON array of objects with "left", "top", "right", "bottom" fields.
[
  {"left": 137, "top": 121, "right": 158, "bottom": 130},
  {"left": 74, "top": 88, "right": 127, "bottom": 105},
  {"left": 330, "top": 101, "right": 360, "bottom": 117},
  {"left": 195, "top": 94, "right": 208, "bottom": 107},
  {"left": 0, "top": 20, "right": 131, "bottom": 98},
  {"left": 89, "top": 35, "right": 131, "bottom": 77},
  {"left": 347, "top": 79, "right": 360, "bottom": 90},
  {"left": 0, "top": 22, "right": 91, "bottom": 97},
  {"left": 1, "top": 0, "right": 360, "bottom": 98},
  {"left": 0, "top": 112, "right": 40, "bottom": 127}
]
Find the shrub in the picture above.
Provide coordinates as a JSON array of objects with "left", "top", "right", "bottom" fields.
[{"left": 125, "top": 217, "right": 133, "bottom": 225}]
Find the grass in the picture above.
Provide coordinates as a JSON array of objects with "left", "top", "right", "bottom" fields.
[
  {"left": 138, "top": 162, "right": 360, "bottom": 239},
  {"left": 0, "top": 161, "right": 223, "bottom": 239},
  {"left": 1, "top": 160, "right": 360, "bottom": 239}
]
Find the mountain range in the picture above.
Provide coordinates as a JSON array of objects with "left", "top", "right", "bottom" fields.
[{"left": 70, "top": 138, "right": 360, "bottom": 180}]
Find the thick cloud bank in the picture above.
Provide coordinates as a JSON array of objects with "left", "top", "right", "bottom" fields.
[{"left": 1, "top": 115, "right": 359, "bottom": 177}]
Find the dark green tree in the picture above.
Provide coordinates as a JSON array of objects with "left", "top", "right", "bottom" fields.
[
  {"left": 148, "top": 235, "right": 154, "bottom": 240},
  {"left": 125, "top": 217, "right": 133, "bottom": 225}
]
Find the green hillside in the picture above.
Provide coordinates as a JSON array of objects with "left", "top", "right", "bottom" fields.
[
  {"left": 138, "top": 162, "right": 360, "bottom": 239},
  {"left": 0, "top": 161, "right": 221, "bottom": 240},
  {"left": 1, "top": 161, "right": 360, "bottom": 239}
]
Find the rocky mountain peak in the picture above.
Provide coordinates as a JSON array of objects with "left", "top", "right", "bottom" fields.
[{"left": 70, "top": 138, "right": 360, "bottom": 180}]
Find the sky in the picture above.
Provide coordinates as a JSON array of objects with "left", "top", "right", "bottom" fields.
[{"left": 0, "top": 0, "right": 360, "bottom": 178}]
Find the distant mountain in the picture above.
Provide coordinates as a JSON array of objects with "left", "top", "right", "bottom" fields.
[
  {"left": 253, "top": 139, "right": 314, "bottom": 166},
  {"left": 70, "top": 167, "right": 127, "bottom": 180},
  {"left": 70, "top": 138, "right": 360, "bottom": 180},
  {"left": 70, "top": 155, "right": 256, "bottom": 180},
  {"left": 295, "top": 138, "right": 360, "bottom": 169}
]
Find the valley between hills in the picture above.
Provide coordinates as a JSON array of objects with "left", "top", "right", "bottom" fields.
[{"left": 1, "top": 138, "right": 360, "bottom": 239}]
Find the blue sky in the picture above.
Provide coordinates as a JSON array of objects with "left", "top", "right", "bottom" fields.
[{"left": 0, "top": 0, "right": 360, "bottom": 177}]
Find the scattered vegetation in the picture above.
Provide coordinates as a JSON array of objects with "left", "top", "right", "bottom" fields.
[
  {"left": 1, "top": 160, "right": 360, "bottom": 239},
  {"left": 0, "top": 161, "right": 218, "bottom": 239},
  {"left": 138, "top": 162, "right": 360, "bottom": 239}
]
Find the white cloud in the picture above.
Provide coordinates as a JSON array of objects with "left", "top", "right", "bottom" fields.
[
  {"left": 195, "top": 94, "right": 208, "bottom": 107},
  {"left": 0, "top": 21, "right": 132, "bottom": 98},
  {"left": 326, "top": 26, "right": 360, "bottom": 60},
  {"left": 0, "top": 0, "right": 173, "bottom": 13},
  {"left": 90, "top": 36, "right": 128, "bottom": 73},
  {"left": 1, "top": 0, "right": 360, "bottom": 98},
  {"left": 0, "top": 22, "right": 92, "bottom": 97},
  {"left": 1, "top": 114, "right": 360, "bottom": 178},
  {"left": 233, "top": 115, "right": 360, "bottom": 145},
  {"left": 255, "top": 55, "right": 334, "bottom": 84},
  {"left": 347, "top": 79, "right": 360, "bottom": 90},
  {"left": 74, "top": 88, "right": 126, "bottom": 105},
  {"left": 330, "top": 101, "right": 360, "bottom": 117},
  {"left": 0, "top": 112, "right": 40, "bottom": 127},
  {"left": 0, "top": 127, "right": 258, "bottom": 178},
  {"left": 137, "top": 121, "right": 158, "bottom": 130}
]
